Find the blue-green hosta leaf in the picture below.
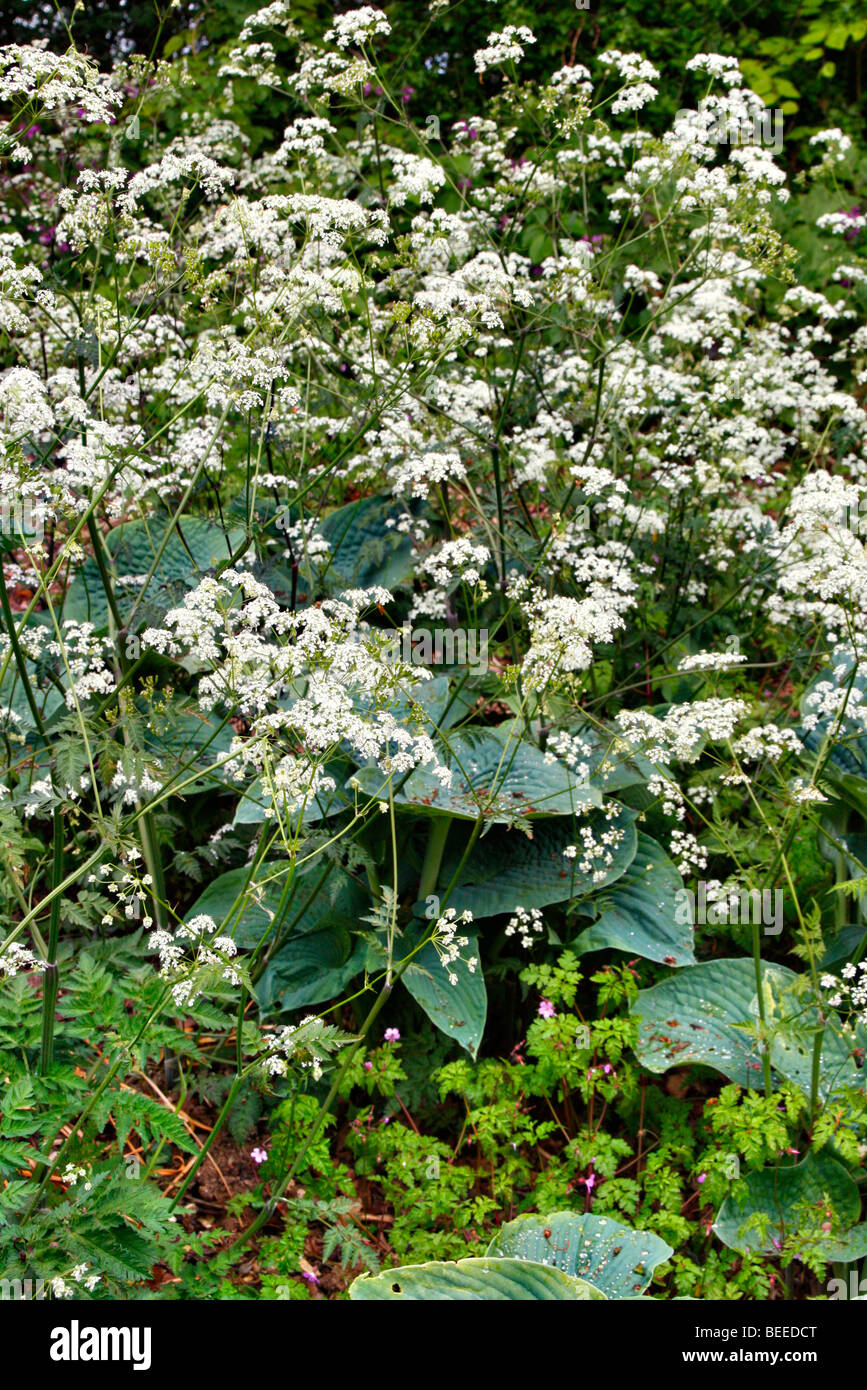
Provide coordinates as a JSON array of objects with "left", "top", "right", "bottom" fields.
[
  {"left": 557, "top": 723, "right": 657, "bottom": 794},
  {"left": 632, "top": 958, "right": 860, "bottom": 1099},
  {"left": 349, "top": 1256, "right": 606, "bottom": 1301},
  {"left": 0, "top": 660, "right": 62, "bottom": 735},
  {"left": 314, "top": 494, "right": 416, "bottom": 593},
  {"left": 440, "top": 805, "right": 638, "bottom": 920},
  {"left": 576, "top": 831, "right": 695, "bottom": 966},
  {"left": 799, "top": 656, "right": 867, "bottom": 814},
  {"left": 143, "top": 697, "right": 235, "bottom": 792},
  {"left": 820, "top": 925, "right": 867, "bottom": 970},
  {"left": 714, "top": 1151, "right": 867, "bottom": 1259},
  {"left": 257, "top": 927, "right": 367, "bottom": 1014},
  {"left": 186, "top": 862, "right": 367, "bottom": 950},
  {"left": 368, "top": 923, "right": 486, "bottom": 1059},
  {"left": 233, "top": 759, "right": 354, "bottom": 828},
  {"left": 352, "top": 722, "right": 602, "bottom": 822},
  {"left": 350, "top": 673, "right": 452, "bottom": 731},
  {"left": 63, "top": 515, "right": 245, "bottom": 631},
  {"left": 486, "top": 1211, "right": 673, "bottom": 1298}
]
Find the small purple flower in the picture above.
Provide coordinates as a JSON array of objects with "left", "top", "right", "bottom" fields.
[
  {"left": 538, "top": 999, "right": 556, "bottom": 1019},
  {"left": 384, "top": 1027, "right": 401, "bottom": 1042},
  {"left": 697, "top": 1172, "right": 707, "bottom": 1184},
  {"left": 363, "top": 1060, "right": 373, "bottom": 1071},
  {"left": 250, "top": 1147, "right": 268, "bottom": 1165}
]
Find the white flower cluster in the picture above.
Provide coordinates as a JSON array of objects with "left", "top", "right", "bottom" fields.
[
  {"left": 563, "top": 808, "right": 628, "bottom": 883},
  {"left": 430, "top": 908, "right": 476, "bottom": 985},
  {"left": 143, "top": 572, "right": 451, "bottom": 801},
  {"left": 520, "top": 591, "right": 627, "bottom": 693},
  {"left": 0, "top": 43, "right": 119, "bottom": 156},
  {"left": 648, "top": 773, "right": 686, "bottom": 820},
  {"left": 617, "top": 699, "right": 748, "bottom": 766},
  {"left": 51, "top": 1263, "right": 101, "bottom": 1298},
  {"left": 261, "top": 1014, "right": 329, "bottom": 1079},
  {"left": 148, "top": 914, "right": 241, "bottom": 1009},
  {"left": 733, "top": 724, "right": 803, "bottom": 763},
  {"left": 474, "top": 26, "right": 536, "bottom": 76},
  {"left": 325, "top": 7, "right": 391, "bottom": 50},
  {"left": 0, "top": 943, "right": 45, "bottom": 979},
  {"left": 820, "top": 960, "right": 867, "bottom": 1031},
  {"left": 544, "top": 730, "right": 594, "bottom": 783},
  {"left": 678, "top": 650, "right": 747, "bottom": 672},
  {"left": 669, "top": 828, "right": 708, "bottom": 876},
  {"left": 420, "top": 537, "right": 491, "bottom": 588},
  {"left": 504, "top": 905, "right": 544, "bottom": 949}
]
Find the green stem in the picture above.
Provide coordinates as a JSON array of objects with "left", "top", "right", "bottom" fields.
[
  {"left": 809, "top": 1027, "right": 824, "bottom": 1124},
  {"left": 0, "top": 569, "right": 67, "bottom": 1069},
  {"left": 39, "top": 812, "right": 65, "bottom": 1074},
  {"left": 418, "top": 816, "right": 449, "bottom": 907},
  {"left": 86, "top": 516, "right": 168, "bottom": 929},
  {"left": 750, "top": 916, "right": 773, "bottom": 1098},
  {"left": 171, "top": 1073, "right": 243, "bottom": 1210},
  {"left": 0, "top": 570, "right": 45, "bottom": 733}
]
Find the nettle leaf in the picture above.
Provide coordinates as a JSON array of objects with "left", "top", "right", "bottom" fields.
[
  {"left": 314, "top": 493, "right": 416, "bottom": 593},
  {"left": 714, "top": 1151, "right": 867, "bottom": 1259},
  {"left": 632, "top": 958, "right": 860, "bottom": 1099},
  {"left": 63, "top": 515, "right": 244, "bottom": 631},
  {"left": 368, "top": 923, "right": 486, "bottom": 1059},
  {"left": 577, "top": 831, "right": 696, "bottom": 966},
  {"left": 438, "top": 805, "right": 638, "bottom": 920},
  {"left": 63, "top": 1226, "right": 162, "bottom": 1283},
  {"left": 92, "top": 1088, "right": 196, "bottom": 1156},
  {"left": 486, "top": 1211, "right": 673, "bottom": 1298},
  {"left": 349, "top": 1256, "right": 606, "bottom": 1301},
  {"left": 353, "top": 722, "right": 603, "bottom": 822}
]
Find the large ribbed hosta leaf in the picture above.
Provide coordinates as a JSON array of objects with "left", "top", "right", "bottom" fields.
[
  {"left": 349, "top": 1256, "right": 606, "bottom": 1300},
  {"left": 367, "top": 923, "right": 486, "bottom": 1058},
  {"left": 439, "top": 804, "right": 638, "bottom": 920},
  {"left": 632, "top": 958, "right": 860, "bottom": 1099},
  {"left": 486, "top": 1211, "right": 673, "bottom": 1298},
  {"left": 63, "top": 515, "right": 244, "bottom": 631},
  {"left": 352, "top": 722, "right": 602, "bottom": 821},
  {"left": 577, "top": 831, "right": 695, "bottom": 966},
  {"left": 315, "top": 493, "right": 416, "bottom": 593},
  {"left": 714, "top": 1151, "right": 867, "bottom": 1259}
]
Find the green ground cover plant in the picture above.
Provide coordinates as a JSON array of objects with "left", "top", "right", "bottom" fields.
[{"left": 0, "top": 0, "right": 866, "bottom": 1302}]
